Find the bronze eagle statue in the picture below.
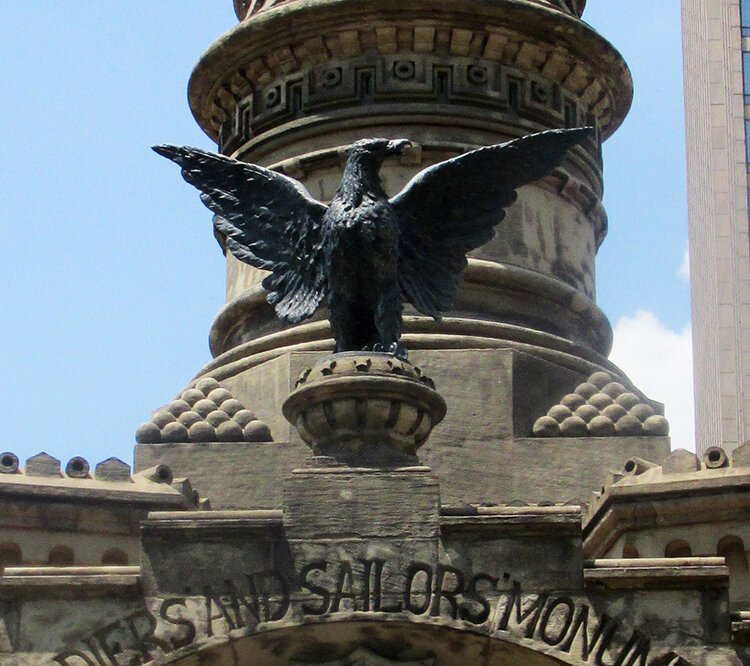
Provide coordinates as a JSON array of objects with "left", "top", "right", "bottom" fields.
[{"left": 154, "top": 128, "right": 591, "bottom": 357}]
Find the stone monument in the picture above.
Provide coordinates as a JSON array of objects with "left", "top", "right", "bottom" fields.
[{"left": 2, "top": 0, "right": 749, "bottom": 664}]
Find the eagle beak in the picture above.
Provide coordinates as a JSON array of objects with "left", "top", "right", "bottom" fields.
[{"left": 386, "top": 139, "right": 413, "bottom": 156}]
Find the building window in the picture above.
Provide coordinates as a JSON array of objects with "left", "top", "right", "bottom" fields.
[
  {"left": 101, "top": 548, "right": 128, "bottom": 566},
  {"left": 744, "top": 0, "right": 750, "bottom": 33},
  {"left": 664, "top": 539, "right": 692, "bottom": 558},
  {"left": 48, "top": 545, "right": 74, "bottom": 566},
  {"left": 0, "top": 543, "right": 21, "bottom": 571}
]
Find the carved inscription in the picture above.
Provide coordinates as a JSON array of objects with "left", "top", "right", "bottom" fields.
[{"left": 54, "top": 560, "right": 691, "bottom": 665}]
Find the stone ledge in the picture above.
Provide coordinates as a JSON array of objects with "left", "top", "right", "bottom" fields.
[
  {"left": 143, "top": 509, "right": 283, "bottom": 532},
  {"left": 440, "top": 505, "right": 581, "bottom": 537},
  {"left": 583, "top": 475, "right": 750, "bottom": 558},
  {"left": 0, "top": 566, "right": 141, "bottom": 599},
  {"left": 583, "top": 557, "right": 728, "bottom": 590},
  {"left": 0, "top": 475, "right": 187, "bottom": 507}
]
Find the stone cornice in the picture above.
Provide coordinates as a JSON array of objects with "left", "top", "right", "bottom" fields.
[
  {"left": 142, "top": 509, "right": 284, "bottom": 534},
  {"left": 234, "top": 0, "right": 588, "bottom": 21},
  {"left": 0, "top": 566, "right": 142, "bottom": 599},
  {"left": 440, "top": 505, "right": 582, "bottom": 538},
  {"left": 582, "top": 466, "right": 750, "bottom": 559},
  {"left": 583, "top": 558, "right": 729, "bottom": 590},
  {"left": 192, "top": 0, "right": 631, "bottom": 143}
]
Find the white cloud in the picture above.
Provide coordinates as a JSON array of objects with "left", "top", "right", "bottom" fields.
[
  {"left": 679, "top": 245, "right": 690, "bottom": 281},
  {"left": 609, "top": 310, "right": 695, "bottom": 451}
]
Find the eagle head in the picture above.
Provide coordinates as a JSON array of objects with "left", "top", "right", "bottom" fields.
[{"left": 347, "top": 138, "right": 412, "bottom": 165}]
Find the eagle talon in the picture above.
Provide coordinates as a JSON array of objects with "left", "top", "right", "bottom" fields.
[{"left": 388, "top": 342, "right": 409, "bottom": 360}]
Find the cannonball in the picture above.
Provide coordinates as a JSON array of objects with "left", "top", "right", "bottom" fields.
[
  {"left": 206, "top": 410, "right": 230, "bottom": 427},
  {"left": 615, "top": 392, "right": 641, "bottom": 409},
  {"left": 177, "top": 410, "right": 202, "bottom": 427},
  {"left": 195, "top": 377, "right": 220, "bottom": 394},
  {"left": 188, "top": 421, "right": 216, "bottom": 442},
  {"left": 244, "top": 421, "right": 272, "bottom": 442},
  {"left": 151, "top": 410, "right": 176, "bottom": 428},
  {"left": 616, "top": 414, "right": 643, "bottom": 435},
  {"left": 575, "top": 404, "right": 600, "bottom": 422},
  {"left": 588, "top": 393, "right": 614, "bottom": 410},
  {"left": 221, "top": 398, "right": 244, "bottom": 416},
  {"left": 575, "top": 382, "right": 598, "bottom": 399},
  {"left": 161, "top": 421, "right": 190, "bottom": 443},
  {"left": 533, "top": 416, "right": 560, "bottom": 437},
  {"left": 181, "top": 388, "right": 204, "bottom": 406},
  {"left": 193, "top": 399, "right": 218, "bottom": 418},
  {"left": 207, "top": 388, "right": 232, "bottom": 405},
  {"left": 135, "top": 422, "right": 161, "bottom": 444},
  {"left": 643, "top": 415, "right": 669, "bottom": 436},
  {"left": 232, "top": 409, "right": 257, "bottom": 427},
  {"left": 560, "top": 416, "right": 588, "bottom": 436},
  {"left": 588, "top": 415, "right": 616, "bottom": 436},
  {"left": 630, "top": 403, "right": 655, "bottom": 421},
  {"left": 166, "top": 399, "right": 191, "bottom": 417},
  {"left": 602, "top": 382, "right": 626, "bottom": 398},
  {"left": 560, "top": 393, "right": 586, "bottom": 410},
  {"left": 217, "top": 420, "right": 244, "bottom": 442},
  {"left": 589, "top": 371, "right": 613, "bottom": 389},
  {"left": 547, "top": 404, "right": 573, "bottom": 422},
  {"left": 601, "top": 404, "right": 628, "bottom": 422}
]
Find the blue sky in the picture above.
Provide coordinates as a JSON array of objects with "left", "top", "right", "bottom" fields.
[{"left": 0, "top": 1, "right": 691, "bottom": 470}]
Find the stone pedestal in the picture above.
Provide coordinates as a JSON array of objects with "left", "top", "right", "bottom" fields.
[{"left": 135, "top": 349, "right": 670, "bottom": 509}]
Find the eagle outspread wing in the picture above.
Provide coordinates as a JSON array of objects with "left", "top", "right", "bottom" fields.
[
  {"left": 389, "top": 128, "right": 593, "bottom": 319},
  {"left": 153, "top": 145, "right": 329, "bottom": 323}
]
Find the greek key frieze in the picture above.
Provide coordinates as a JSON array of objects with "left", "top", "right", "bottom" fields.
[{"left": 219, "top": 55, "right": 596, "bottom": 154}]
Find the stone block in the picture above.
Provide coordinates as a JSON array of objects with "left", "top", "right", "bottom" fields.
[
  {"left": 134, "top": 440, "right": 308, "bottom": 509},
  {"left": 140, "top": 520, "right": 279, "bottom": 598},
  {"left": 426, "top": 437, "right": 669, "bottom": 506},
  {"left": 94, "top": 458, "right": 131, "bottom": 482},
  {"left": 732, "top": 440, "right": 750, "bottom": 466},
  {"left": 661, "top": 448, "right": 701, "bottom": 474},
  {"left": 25, "top": 452, "right": 61, "bottom": 477},
  {"left": 283, "top": 467, "right": 440, "bottom": 540}
]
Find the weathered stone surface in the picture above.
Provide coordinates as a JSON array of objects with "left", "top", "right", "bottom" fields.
[
  {"left": 94, "top": 457, "right": 131, "bottom": 482},
  {"left": 284, "top": 467, "right": 440, "bottom": 541},
  {"left": 25, "top": 452, "right": 61, "bottom": 478},
  {"left": 661, "top": 448, "right": 701, "bottom": 474},
  {"left": 134, "top": 441, "right": 307, "bottom": 509}
]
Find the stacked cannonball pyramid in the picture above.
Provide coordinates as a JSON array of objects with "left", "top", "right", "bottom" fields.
[
  {"left": 136, "top": 377, "right": 271, "bottom": 443},
  {"left": 533, "top": 371, "right": 669, "bottom": 437}
]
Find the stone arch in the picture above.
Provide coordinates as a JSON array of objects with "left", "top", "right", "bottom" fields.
[
  {"left": 0, "top": 542, "right": 21, "bottom": 570},
  {"left": 48, "top": 545, "right": 74, "bottom": 566},
  {"left": 664, "top": 539, "right": 692, "bottom": 558},
  {"left": 101, "top": 548, "right": 128, "bottom": 566},
  {"left": 718, "top": 535, "right": 750, "bottom": 607},
  {"left": 167, "top": 620, "right": 579, "bottom": 665}
]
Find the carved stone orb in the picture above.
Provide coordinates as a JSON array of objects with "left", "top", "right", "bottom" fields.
[{"left": 282, "top": 353, "right": 446, "bottom": 466}]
